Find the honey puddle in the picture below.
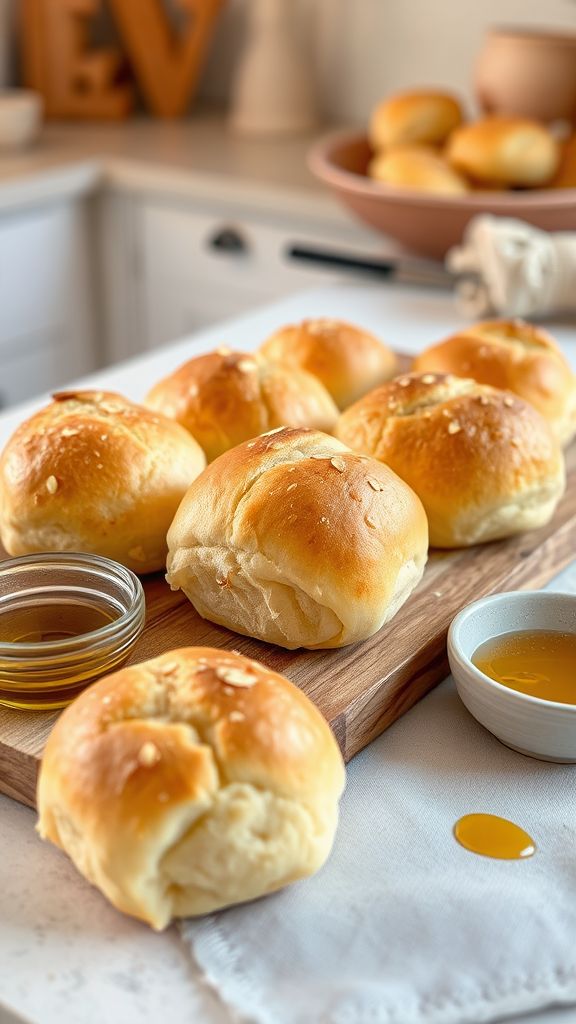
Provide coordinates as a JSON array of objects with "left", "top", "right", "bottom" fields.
[{"left": 454, "top": 814, "right": 535, "bottom": 860}]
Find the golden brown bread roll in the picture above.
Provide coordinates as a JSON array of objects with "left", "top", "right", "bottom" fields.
[
  {"left": 412, "top": 319, "right": 576, "bottom": 446},
  {"left": 0, "top": 390, "right": 205, "bottom": 573},
  {"left": 336, "top": 373, "right": 565, "bottom": 548},
  {"left": 369, "top": 90, "right": 463, "bottom": 150},
  {"left": 368, "top": 145, "right": 470, "bottom": 195},
  {"left": 259, "top": 319, "right": 397, "bottom": 410},
  {"left": 145, "top": 348, "right": 338, "bottom": 463},
  {"left": 37, "top": 646, "right": 345, "bottom": 929},
  {"left": 166, "top": 427, "right": 428, "bottom": 649},
  {"left": 446, "top": 116, "right": 559, "bottom": 186}
]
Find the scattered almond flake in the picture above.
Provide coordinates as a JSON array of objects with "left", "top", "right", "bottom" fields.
[
  {"left": 367, "top": 477, "right": 384, "bottom": 492},
  {"left": 311, "top": 453, "right": 326, "bottom": 460},
  {"left": 349, "top": 489, "right": 362, "bottom": 502},
  {"left": 238, "top": 359, "right": 257, "bottom": 373},
  {"left": 102, "top": 695, "right": 112, "bottom": 705},
  {"left": 421, "top": 374, "right": 436, "bottom": 384},
  {"left": 365, "top": 514, "right": 377, "bottom": 529},
  {"left": 320, "top": 516, "right": 331, "bottom": 525},
  {"left": 270, "top": 441, "right": 284, "bottom": 450},
  {"left": 447, "top": 420, "right": 461, "bottom": 435},
  {"left": 478, "top": 395, "right": 489, "bottom": 406},
  {"left": 432, "top": 591, "right": 443, "bottom": 598},
  {"left": 423, "top": 411, "right": 432, "bottom": 418},
  {"left": 330, "top": 456, "right": 346, "bottom": 472},
  {"left": 61, "top": 427, "right": 79, "bottom": 437},
  {"left": 286, "top": 482, "right": 298, "bottom": 492},
  {"left": 100, "top": 434, "right": 108, "bottom": 441},
  {"left": 231, "top": 649, "right": 241, "bottom": 655},
  {"left": 388, "top": 399, "right": 398, "bottom": 410},
  {"left": 216, "top": 666, "right": 256, "bottom": 688},
  {"left": 229, "top": 710, "right": 245, "bottom": 723},
  {"left": 46, "top": 475, "right": 58, "bottom": 494},
  {"left": 160, "top": 661, "right": 179, "bottom": 675},
  {"left": 138, "top": 742, "right": 160, "bottom": 767},
  {"left": 247, "top": 441, "right": 257, "bottom": 448},
  {"left": 97, "top": 463, "right": 103, "bottom": 470},
  {"left": 397, "top": 376, "right": 411, "bottom": 387},
  {"left": 504, "top": 396, "right": 515, "bottom": 407},
  {"left": 216, "top": 346, "right": 231, "bottom": 356},
  {"left": 94, "top": 450, "right": 101, "bottom": 457},
  {"left": 263, "top": 426, "right": 284, "bottom": 436},
  {"left": 158, "top": 792, "right": 170, "bottom": 803},
  {"left": 287, "top": 466, "right": 296, "bottom": 472},
  {"left": 441, "top": 409, "right": 452, "bottom": 417},
  {"left": 128, "top": 545, "right": 146, "bottom": 562},
  {"left": 223, "top": 686, "right": 234, "bottom": 696}
]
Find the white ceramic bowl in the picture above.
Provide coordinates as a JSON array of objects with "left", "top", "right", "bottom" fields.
[
  {"left": 0, "top": 90, "right": 42, "bottom": 151},
  {"left": 448, "top": 591, "right": 576, "bottom": 763}
]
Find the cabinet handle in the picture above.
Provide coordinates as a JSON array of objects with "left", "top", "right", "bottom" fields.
[{"left": 208, "top": 226, "right": 248, "bottom": 255}]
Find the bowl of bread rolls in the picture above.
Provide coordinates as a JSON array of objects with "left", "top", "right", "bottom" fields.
[{"left": 309, "top": 87, "right": 576, "bottom": 259}]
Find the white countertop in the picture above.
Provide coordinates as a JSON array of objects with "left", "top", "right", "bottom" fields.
[
  {"left": 0, "top": 113, "right": 362, "bottom": 228},
  {"left": 1, "top": 283, "right": 576, "bottom": 1024}
]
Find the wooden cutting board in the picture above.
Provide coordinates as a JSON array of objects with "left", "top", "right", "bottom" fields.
[{"left": 2, "top": 378, "right": 576, "bottom": 808}]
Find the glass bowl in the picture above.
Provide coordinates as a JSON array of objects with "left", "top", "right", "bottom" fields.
[{"left": 0, "top": 552, "right": 145, "bottom": 710}]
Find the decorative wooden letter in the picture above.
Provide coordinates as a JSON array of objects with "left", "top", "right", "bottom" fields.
[
  {"left": 108, "top": 0, "right": 223, "bottom": 118},
  {"left": 22, "top": 0, "right": 133, "bottom": 119}
]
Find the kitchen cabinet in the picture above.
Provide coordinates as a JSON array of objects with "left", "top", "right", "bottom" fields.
[
  {"left": 0, "top": 201, "right": 97, "bottom": 407},
  {"left": 101, "top": 192, "right": 391, "bottom": 360}
]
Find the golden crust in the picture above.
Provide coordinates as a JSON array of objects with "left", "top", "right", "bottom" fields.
[
  {"left": 336, "top": 373, "right": 565, "bottom": 548},
  {"left": 145, "top": 349, "right": 339, "bottom": 462},
  {"left": 37, "top": 647, "right": 345, "bottom": 929},
  {"left": 446, "top": 116, "right": 559, "bottom": 186},
  {"left": 259, "top": 319, "right": 397, "bottom": 410},
  {"left": 166, "top": 427, "right": 428, "bottom": 649},
  {"left": 369, "top": 90, "right": 463, "bottom": 150},
  {"left": 412, "top": 319, "right": 576, "bottom": 445},
  {"left": 0, "top": 390, "right": 206, "bottom": 573},
  {"left": 368, "top": 145, "right": 470, "bottom": 195}
]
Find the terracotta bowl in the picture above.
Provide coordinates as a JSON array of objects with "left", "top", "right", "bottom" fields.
[{"left": 308, "top": 131, "right": 576, "bottom": 260}]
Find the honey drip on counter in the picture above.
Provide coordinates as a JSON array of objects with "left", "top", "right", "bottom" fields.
[
  {"left": 454, "top": 814, "right": 535, "bottom": 860},
  {"left": 0, "top": 600, "right": 116, "bottom": 644},
  {"left": 472, "top": 629, "right": 576, "bottom": 705}
]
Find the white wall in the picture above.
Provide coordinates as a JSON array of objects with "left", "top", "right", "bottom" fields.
[{"left": 200, "top": 0, "right": 576, "bottom": 123}]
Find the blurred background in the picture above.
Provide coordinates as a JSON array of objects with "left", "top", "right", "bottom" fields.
[{"left": 0, "top": 0, "right": 575, "bottom": 409}]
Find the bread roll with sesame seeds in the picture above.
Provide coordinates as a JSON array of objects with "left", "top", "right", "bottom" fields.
[
  {"left": 145, "top": 348, "right": 339, "bottom": 462},
  {"left": 166, "top": 427, "right": 428, "bottom": 649},
  {"left": 0, "top": 391, "right": 206, "bottom": 573},
  {"left": 259, "top": 319, "right": 397, "bottom": 410},
  {"left": 412, "top": 319, "right": 576, "bottom": 446},
  {"left": 37, "top": 646, "right": 345, "bottom": 929},
  {"left": 336, "top": 373, "right": 565, "bottom": 548}
]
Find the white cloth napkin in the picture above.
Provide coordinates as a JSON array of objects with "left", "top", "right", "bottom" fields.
[
  {"left": 446, "top": 215, "right": 576, "bottom": 319},
  {"left": 180, "top": 563, "right": 576, "bottom": 1024}
]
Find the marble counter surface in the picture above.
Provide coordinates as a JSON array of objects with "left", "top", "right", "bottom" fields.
[{"left": 1, "top": 283, "right": 575, "bottom": 1024}]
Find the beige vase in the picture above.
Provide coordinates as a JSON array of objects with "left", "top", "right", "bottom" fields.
[
  {"left": 229, "top": 0, "right": 317, "bottom": 136},
  {"left": 475, "top": 27, "right": 576, "bottom": 124}
]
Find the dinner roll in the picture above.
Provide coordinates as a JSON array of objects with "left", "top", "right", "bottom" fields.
[
  {"left": 446, "top": 116, "right": 559, "bottom": 186},
  {"left": 166, "top": 428, "right": 428, "bottom": 649},
  {"left": 259, "top": 319, "right": 397, "bottom": 410},
  {"left": 0, "top": 390, "right": 205, "bottom": 573},
  {"left": 368, "top": 145, "right": 470, "bottom": 195},
  {"left": 336, "top": 373, "right": 565, "bottom": 548},
  {"left": 413, "top": 319, "right": 576, "bottom": 446},
  {"left": 369, "top": 90, "right": 463, "bottom": 150},
  {"left": 145, "top": 349, "right": 338, "bottom": 463},
  {"left": 37, "top": 646, "right": 345, "bottom": 929}
]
